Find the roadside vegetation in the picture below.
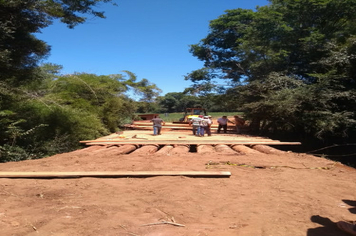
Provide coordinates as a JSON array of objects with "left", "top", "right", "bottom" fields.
[{"left": 1, "top": 0, "right": 355, "bottom": 163}]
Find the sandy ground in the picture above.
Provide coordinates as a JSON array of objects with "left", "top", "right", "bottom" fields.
[{"left": 0, "top": 129, "right": 355, "bottom": 236}]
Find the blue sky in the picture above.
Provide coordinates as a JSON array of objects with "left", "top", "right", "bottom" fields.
[{"left": 36, "top": 0, "right": 269, "bottom": 95}]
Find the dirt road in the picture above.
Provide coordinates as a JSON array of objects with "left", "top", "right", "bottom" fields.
[{"left": 0, "top": 130, "right": 355, "bottom": 236}]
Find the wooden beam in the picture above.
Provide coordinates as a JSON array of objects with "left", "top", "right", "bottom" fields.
[
  {"left": 0, "top": 171, "right": 231, "bottom": 179},
  {"left": 125, "top": 125, "right": 233, "bottom": 130},
  {"left": 81, "top": 140, "right": 301, "bottom": 145},
  {"left": 85, "top": 137, "right": 279, "bottom": 142}
]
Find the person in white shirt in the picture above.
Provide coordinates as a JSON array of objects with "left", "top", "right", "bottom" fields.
[
  {"left": 217, "top": 116, "right": 234, "bottom": 133},
  {"left": 189, "top": 115, "right": 203, "bottom": 136},
  {"left": 201, "top": 116, "right": 212, "bottom": 136}
]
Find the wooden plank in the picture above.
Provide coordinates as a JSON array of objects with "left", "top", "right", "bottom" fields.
[
  {"left": 126, "top": 125, "right": 230, "bottom": 130},
  {"left": 81, "top": 137, "right": 282, "bottom": 143},
  {"left": 88, "top": 137, "right": 280, "bottom": 142},
  {"left": 81, "top": 140, "right": 301, "bottom": 145},
  {"left": 131, "top": 122, "right": 235, "bottom": 128},
  {"left": 0, "top": 171, "right": 231, "bottom": 178},
  {"left": 129, "top": 123, "right": 236, "bottom": 128},
  {"left": 126, "top": 125, "right": 189, "bottom": 130}
]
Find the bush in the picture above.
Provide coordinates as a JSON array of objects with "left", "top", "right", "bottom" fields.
[{"left": 0, "top": 144, "right": 28, "bottom": 163}]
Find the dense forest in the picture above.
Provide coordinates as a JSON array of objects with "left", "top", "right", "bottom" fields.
[{"left": 1, "top": 0, "right": 355, "bottom": 163}]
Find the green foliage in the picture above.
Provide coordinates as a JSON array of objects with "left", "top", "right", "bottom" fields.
[
  {"left": 0, "top": 107, "right": 48, "bottom": 162},
  {"left": 0, "top": 144, "right": 28, "bottom": 162},
  {"left": 188, "top": 0, "right": 356, "bottom": 140},
  {"left": 0, "top": 66, "right": 161, "bottom": 162},
  {"left": 0, "top": 94, "right": 109, "bottom": 162},
  {"left": 0, "top": 0, "right": 115, "bottom": 85},
  {"left": 46, "top": 106, "right": 108, "bottom": 143},
  {"left": 41, "top": 72, "right": 141, "bottom": 134},
  {"left": 121, "top": 70, "right": 162, "bottom": 102},
  {"left": 0, "top": 1, "right": 156, "bottom": 162},
  {"left": 102, "top": 97, "right": 137, "bottom": 132},
  {"left": 157, "top": 91, "right": 241, "bottom": 113},
  {"left": 157, "top": 92, "right": 202, "bottom": 113}
]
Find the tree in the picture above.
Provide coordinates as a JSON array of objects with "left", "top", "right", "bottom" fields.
[
  {"left": 188, "top": 0, "right": 356, "bottom": 139},
  {"left": 122, "top": 70, "right": 162, "bottom": 113},
  {"left": 44, "top": 72, "right": 143, "bottom": 132},
  {"left": 183, "top": 68, "right": 238, "bottom": 111},
  {"left": 1, "top": 67, "right": 156, "bottom": 162},
  {"left": 157, "top": 92, "right": 203, "bottom": 113},
  {"left": 157, "top": 93, "right": 180, "bottom": 113},
  {"left": 0, "top": 0, "right": 115, "bottom": 84},
  {"left": 0, "top": 0, "right": 118, "bottom": 162}
]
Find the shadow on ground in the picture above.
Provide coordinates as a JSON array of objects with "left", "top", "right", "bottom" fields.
[
  {"left": 307, "top": 215, "right": 348, "bottom": 236},
  {"left": 307, "top": 199, "right": 356, "bottom": 236}
]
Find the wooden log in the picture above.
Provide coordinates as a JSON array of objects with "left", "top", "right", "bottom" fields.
[
  {"left": 252, "top": 145, "right": 286, "bottom": 155},
  {"left": 131, "top": 145, "right": 159, "bottom": 155},
  {"left": 215, "top": 144, "right": 238, "bottom": 154},
  {"left": 0, "top": 171, "right": 231, "bottom": 179},
  {"left": 112, "top": 145, "right": 137, "bottom": 155},
  {"left": 155, "top": 145, "right": 174, "bottom": 155},
  {"left": 71, "top": 145, "right": 105, "bottom": 154},
  {"left": 197, "top": 145, "right": 216, "bottom": 154},
  {"left": 170, "top": 145, "right": 190, "bottom": 155},
  {"left": 70, "top": 145, "right": 108, "bottom": 157},
  {"left": 92, "top": 146, "right": 120, "bottom": 154},
  {"left": 231, "top": 145, "right": 260, "bottom": 155},
  {"left": 90, "top": 145, "right": 136, "bottom": 155}
]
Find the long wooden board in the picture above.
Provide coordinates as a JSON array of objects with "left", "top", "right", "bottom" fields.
[
  {"left": 0, "top": 171, "right": 231, "bottom": 178},
  {"left": 126, "top": 125, "right": 234, "bottom": 130},
  {"left": 81, "top": 140, "right": 301, "bottom": 145},
  {"left": 131, "top": 122, "right": 236, "bottom": 128}
]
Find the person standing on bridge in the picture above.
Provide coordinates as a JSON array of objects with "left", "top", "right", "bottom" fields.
[
  {"left": 189, "top": 115, "right": 203, "bottom": 136},
  {"left": 151, "top": 116, "right": 165, "bottom": 135},
  {"left": 201, "top": 116, "right": 212, "bottom": 136},
  {"left": 217, "top": 115, "right": 234, "bottom": 133}
]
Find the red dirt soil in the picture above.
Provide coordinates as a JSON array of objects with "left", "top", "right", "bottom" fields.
[{"left": 0, "top": 130, "right": 355, "bottom": 236}]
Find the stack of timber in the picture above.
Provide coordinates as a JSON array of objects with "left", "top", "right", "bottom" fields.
[
  {"left": 124, "top": 121, "right": 239, "bottom": 132},
  {"left": 75, "top": 130, "right": 301, "bottom": 157}
]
